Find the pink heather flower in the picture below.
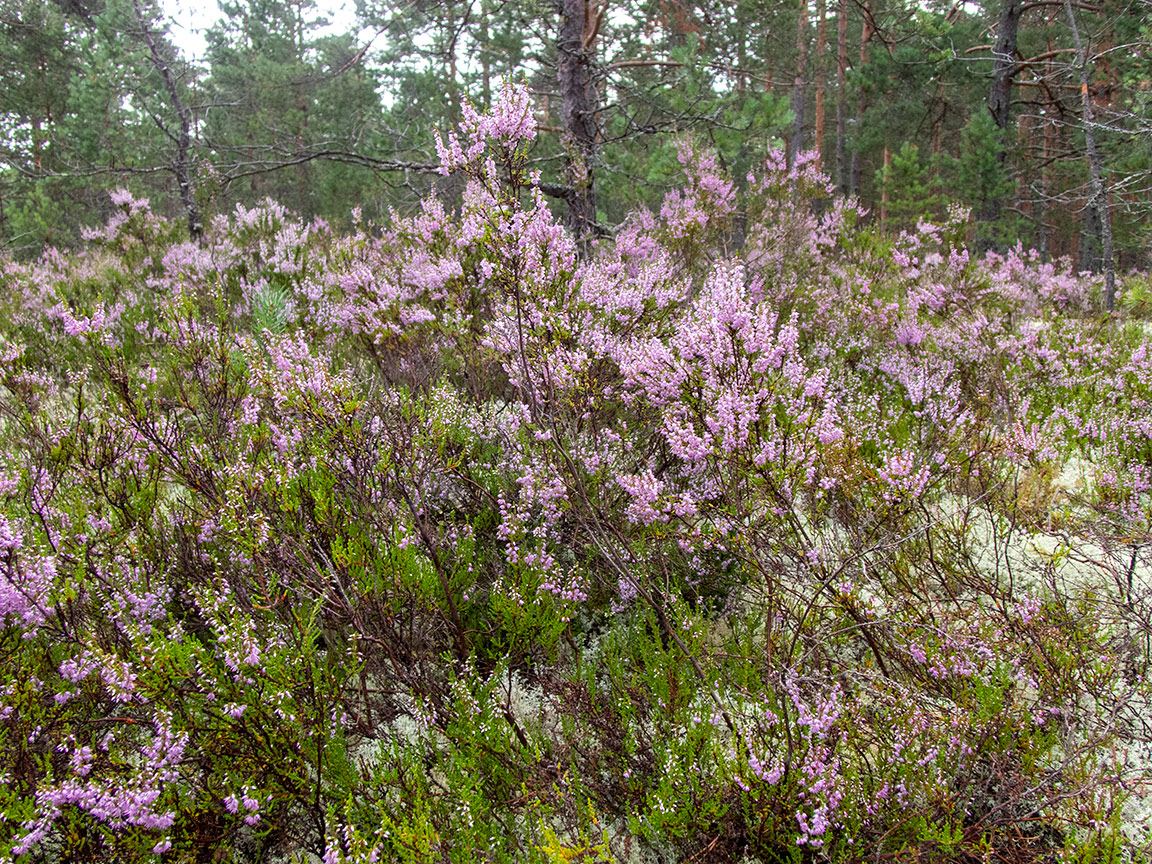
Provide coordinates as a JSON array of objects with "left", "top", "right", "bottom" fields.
[
  {"left": 485, "top": 81, "right": 537, "bottom": 145},
  {"left": 895, "top": 320, "right": 924, "bottom": 348},
  {"left": 1, "top": 548, "right": 54, "bottom": 632},
  {"left": 617, "top": 470, "right": 666, "bottom": 525},
  {"left": 877, "top": 449, "right": 933, "bottom": 502},
  {"left": 436, "top": 82, "right": 537, "bottom": 174},
  {"left": 0, "top": 514, "right": 21, "bottom": 551},
  {"left": 1015, "top": 594, "right": 1042, "bottom": 624},
  {"left": 69, "top": 746, "right": 94, "bottom": 777},
  {"left": 1006, "top": 417, "right": 1058, "bottom": 464}
]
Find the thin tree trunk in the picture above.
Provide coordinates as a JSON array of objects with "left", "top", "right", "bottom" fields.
[
  {"left": 880, "top": 145, "right": 890, "bottom": 229},
  {"left": 1063, "top": 0, "right": 1114, "bottom": 308},
  {"left": 979, "top": 0, "right": 1021, "bottom": 248},
  {"left": 297, "top": 99, "right": 308, "bottom": 216},
  {"left": 849, "top": 4, "right": 871, "bottom": 197},
  {"left": 1079, "top": 203, "right": 1103, "bottom": 272},
  {"left": 931, "top": 82, "right": 944, "bottom": 160},
  {"left": 34, "top": 53, "right": 51, "bottom": 172},
  {"left": 445, "top": 2, "right": 460, "bottom": 117},
  {"left": 1038, "top": 123, "right": 1052, "bottom": 258},
  {"left": 931, "top": 82, "right": 945, "bottom": 220},
  {"left": 836, "top": 0, "right": 848, "bottom": 194},
  {"left": 765, "top": 24, "right": 774, "bottom": 93},
  {"left": 788, "top": 0, "right": 809, "bottom": 166},
  {"left": 814, "top": 0, "right": 827, "bottom": 169},
  {"left": 131, "top": 0, "right": 201, "bottom": 241},
  {"left": 31, "top": 116, "right": 43, "bottom": 172},
  {"left": 1038, "top": 37, "right": 1056, "bottom": 260},
  {"left": 480, "top": 6, "right": 492, "bottom": 106},
  {"left": 737, "top": 22, "right": 748, "bottom": 92}
]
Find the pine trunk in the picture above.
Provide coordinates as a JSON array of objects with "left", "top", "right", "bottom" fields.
[
  {"left": 1063, "top": 0, "right": 1115, "bottom": 308},
  {"left": 814, "top": 0, "right": 827, "bottom": 169},
  {"left": 849, "top": 4, "right": 871, "bottom": 197},
  {"left": 979, "top": 0, "right": 1021, "bottom": 248},
  {"left": 836, "top": 0, "right": 848, "bottom": 194},
  {"left": 788, "top": 1, "right": 809, "bottom": 166},
  {"left": 132, "top": 0, "right": 201, "bottom": 241},
  {"left": 558, "top": 0, "right": 600, "bottom": 248},
  {"left": 880, "top": 145, "right": 891, "bottom": 229}
]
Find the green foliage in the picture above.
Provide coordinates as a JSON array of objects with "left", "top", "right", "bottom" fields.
[
  {"left": 875, "top": 141, "right": 948, "bottom": 230},
  {"left": 953, "top": 112, "right": 1017, "bottom": 245}
]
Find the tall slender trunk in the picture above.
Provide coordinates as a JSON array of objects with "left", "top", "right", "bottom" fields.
[
  {"left": 788, "top": 1, "right": 809, "bottom": 166},
  {"left": 36, "top": 54, "right": 52, "bottom": 172},
  {"left": 132, "top": 0, "right": 201, "bottom": 241},
  {"left": 1079, "top": 202, "right": 1103, "bottom": 273},
  {"left": 558, "top": 0, "right": 600, "bottom": 249},
  {"left": 1063, "top": 0, "right": 1114, "bottom": 308},
  {"left": 445, "top": 2, "right": 460, "bottom": 118},
  {"left": 988, "top": 0, "right": 1021, "bottom": 133},
  {"left": 1038, "top": 37, "right": 1056, "bottom": 260},
  {"left": 880, "top": 145, "right": 891, "bottom": 229},
  {"left": 737, "top": 26, "right": 747, "bottom": 92},
  {"left": 931, "top": 83, "right": 944, "bottom": 210},
  {"left": 1038, "top": 116, "right": 1051, "bottom": 258},
  {"left": 297, "top": 100, "right": 308, "bottom": 216},
  {"left": 814, "top": 0, "right": 827, "bottom": 169},
  {"left": 978, "top": 0, "right": 1021, "bottom": 249},
  {"left": 849, "top": 4, "right": 871, "bottom": 197},
  {"left": 835, "top": 0, "right": 848, "bottom": 194},
  {"left": 31, "top": 116, "right": 43, "bottom": 172},
  {"left": 765, "top": 25, "right": 774, "bottom": 93},
  {"left": 480, "top": 7, "right": 492, "bottom": 106}
]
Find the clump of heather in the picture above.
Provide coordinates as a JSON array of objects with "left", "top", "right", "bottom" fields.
[{"left": 1, "top": 84, "right": 1149, "bottom": 864}]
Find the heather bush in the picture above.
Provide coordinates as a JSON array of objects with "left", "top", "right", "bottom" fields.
[{"left": 1, "top": 83, "right": 1149, "bottom": 864}]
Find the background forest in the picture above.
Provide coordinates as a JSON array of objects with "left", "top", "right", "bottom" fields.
[{"left": 1, "top": 0, "right": 1150, "bottom": 270}]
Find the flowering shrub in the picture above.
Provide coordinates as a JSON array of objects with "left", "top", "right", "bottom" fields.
[{"left": 1, "top": 83, "right": 1150, "bottom": 863}]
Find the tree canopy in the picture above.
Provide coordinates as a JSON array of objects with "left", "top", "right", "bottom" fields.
[{"left": 1, "top": 0, "right": 1149, "bottom": 277}]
